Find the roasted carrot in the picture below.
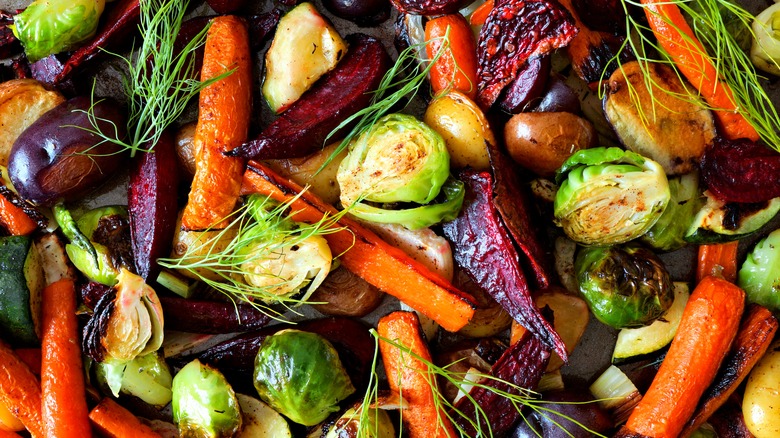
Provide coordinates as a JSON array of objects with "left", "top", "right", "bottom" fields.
[
  {"left": 378, "top": 311, "right": 457, "bottom": 438},
  {"left": 0, "top": 342, "right": 42, "bottom": 438},
  {"left": 616, "top": 276, "right": 745, "bottom": 438},
  {"left": 0, "top": 399, "right": 23, "bottom": 432},
  {"left": 425, "top": 14, "right": 479, "bottom": 100},
  {"left": 241, "top": 162, "right": 476, "bottom": 332},
  {"left": 0, "top": 430, "right": 21, "bottom": 438},
  {"left": 0, "top": 195, "right": 36, "bottom": 236},
  {"left": 640, "top": 1, "right": 759, "bottom": 141},
  {"left": 469, "top": 0, "right": 493, "bottom": 26},
  {"left": 40, "top": 278, "right": 91, "bottom": 438},
  {"left": 181, "top": 15, "right": 252, "bottom": 231},
  {"left": 681, "top": 304, "right": 778, "bottom": 436},
  {"left": 696, "top": 241, "right": 739, "bottom": 283},
  {"left": 12, "top": 349, "right": 40, "bottom": 377},
  {"left": 509, "top": 320, "right": 527, "bottom": 346},
  {"left": 89, "top": 398, "right": 161, "bottom": 438}
]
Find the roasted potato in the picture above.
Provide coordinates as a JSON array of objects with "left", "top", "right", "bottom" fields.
[
  {"left": 504, "top": 112, "right": 596, "bottom": 177},
  {"left": 603, "top": 61, "right": 716, "bottom": 175},
  {"left": 310, "top": 266, "right": 384, "bottom": 317},
  {"left": 0, "top": 79, "right": 65, "bottom": 167},
  {"left": 175, "top": 122, "right": 197, "bottom": 177},
  {"left": 743, "top": 340, "right": 780, "bottom": 437}
]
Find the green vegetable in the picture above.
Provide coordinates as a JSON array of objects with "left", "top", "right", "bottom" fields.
[
  {"left": 751, "top": 3, "right": 780, "bottom": 75},
  {"left": 0, "top": 235, "right": 43, "bottom": 346},
  {"left": 738, "top": 228, "right": 780, "bottom": 314},
  {"left": 642, "top": 172, "right": 699, "bottom": 251},
  {"left": 685, "top": 193, "right": 780, "bottom": 244},
  {"left": 172, "top": 359, "right": 241, "bottom": 438},
  {"left": 253, "top": 329, "right": 355, "bottom": 426},
  {"left": 347, "top": 177, "right": 465, "bottom": 229},
  {"left": 337, "top": 113, "right": 450, "bottom": 207},
  {"left": 554, "top": 147, "right": 670, "bottom": 245},
  {"left": 95, "top": 353, "right": 173, "bottom": 408},
  {"left": 10, "top": 0, "right": 105, "bottom": 62},
  {"left": 575, "top": 244, "right": 674, "bottom": 328},
  {"left": 325, "top": 404, "right": 395, "bottom": 438},
  {"left": 53, "top": 202, "right": 98, "bottom": 269}
]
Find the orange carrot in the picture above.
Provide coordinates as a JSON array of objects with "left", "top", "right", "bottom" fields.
[
  {"left": 0, "top": 195, "right": 36, "bottom": 236},
  {"left": 12, "top": 349, "right": 40, "bottom": 377},
  {"left": 617, "top": 276, "right": 745, "bottom": 438},
  {"left": 0, "top": 342, "right": 43, "bottom": 438},
  {"left": 241, "top": 162, "right": 476, "bottom": 332},
  {"left": 425, "top": 14, "right": 479, "bottom": 100},
  {"left": 377, "top": 311, "right": 457, "bottom": 438},
  {"left": 40, "top": 278, "right": 91, "bottom": 438},
  {"left": 640, "top": 1, "right": 759, "bottom": 141},
  {"left": 509, "top": 320, "right": 527, "bottom": 346},
  {"left": 696, "top": 241, "right": 738, "bottom": 283},
  {"left": 89, "top": 398, "right": 161, "bottom": 438},
  {"left": 181, "top": 15, "right": 252, "bottom": 231},
  {"left": 0, "top": 430, "right": 21, "bottom": 438},
  {"left": 469, "top": 0, "right": 493, "bottom": 26}
]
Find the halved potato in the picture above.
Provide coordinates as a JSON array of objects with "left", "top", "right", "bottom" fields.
[
  {"left": 0, "top": 79, "right": 65, "bottom": 167},
  {"left": 603, "top": 61, "right": 716, "bottom": 175}
]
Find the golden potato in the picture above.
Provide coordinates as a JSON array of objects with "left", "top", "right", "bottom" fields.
[
  {"left": 504, "top": 112, "right": 596, "bottom": 177},
  {"left": 744, "top": 341, "right": 780, "bottom": 437},
  {"left": 264, "top": 142, "right": 347, "bottom": 206},
  {"left": 423, "top": 90, "right": 495, "bottom": 170},
  {"left": 0, "top": 79, "right": 65, "bottom": 167},
  {"left": 175, "top": 122, "right": 197, "bottom": 177}
]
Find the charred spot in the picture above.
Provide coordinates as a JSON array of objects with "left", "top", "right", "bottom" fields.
[
  {"left": 93, "top": 215, "right": 134, "bottom": 272},
  {"left": 722, "top": 201, "right": 770, "bottom": 231},
  {"left": 82, "top": 288, "right": 118, "bottom": 362}
]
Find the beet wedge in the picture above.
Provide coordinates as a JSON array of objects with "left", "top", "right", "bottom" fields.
[
  {"left": 443, "top": 170, "right": 566, "bottom": 359},
  {"left": 226, "top": 33, "right": 391, "bottom": 160},
  {"left": 128, "top": 130, "right": 180, "bottom": 280},
  {"left": 159, "top": 296, "right": 271, "bottom": 335},
  {"left": 452, "top": 330, "right": 551, "bottom": 436}
]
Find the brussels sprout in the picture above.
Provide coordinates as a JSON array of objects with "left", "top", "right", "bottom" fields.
[
  {"left": 324, "top": 404, "right": 395, "bottom": 438},
  {"left": 172, "top": 359, "right": 241, "bottom": 438},
  {"left": 253, "top": 329, "right": 355, "bottom": 426},
  {"left": 641, "top": 172, "right": 699, "bottom": 251},
  {"left": 738, "top": 228, "right": 780, "bottom": 314},
  {"left": 347, "top": 177, "right": 465, "bottom": 229},
  {"left": 337, "top": 113, "right": 450, "bottom": 207},
  {"left": 11, "top": 0, "right": 106, "bottom": 62},
  {"left": 554, "top": 147, "right": 670, "bottom": 245},
  {"left": 751, "top": 3, "right": 780, "bottom": 75},
  {"left": 575, "top": 244, "right": 674, "bottom": 328},
  {"left": 95, "top": 353, "right": 173, "bottom": 408}
]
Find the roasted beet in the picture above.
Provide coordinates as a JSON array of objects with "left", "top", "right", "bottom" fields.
[
  {"left": 246, "top": 10, "right": 282, "bottom": 50},
  {"left": 476, "top": 0, "right": 576, "bottom": 109},
  {"left": 206, "top": 0, "right": 248, "bottom": 13},
  {"left": 323, "top": 0, "right": 390, "bottom": 26},
  {"left": 534, "top": 75, "right": 581, "bottom": 113},
  {"left": 511, "top": 390, "right": 613, "bottom": 438},
  {"left": 159, "top": 296, "right": 270, "bottom": 334},
  {"left": 498, "top": 56, "right": 551, "bottom": 114},
  {"left": 388, "top": 0, "right": 470, "bottom": 15},
  {"left": 128, "top": 130, "right": 180, "bottom": 281},
  {"left": 226, "top": 34, "right": 391, "bottom": 160},
  {"left": 701, "top": 136, "right": 780, "bottom": 203},
  {"left": 8, "top": 96, "right": 127, "bottom": 206}
]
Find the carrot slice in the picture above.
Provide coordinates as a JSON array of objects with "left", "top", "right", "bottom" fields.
[
  {"left": 0, "top": 342, "right": 42, "bottom": 438},
  {"left": 0, "top": 195, "right": 36, "bottom": 236},
  {"left": 241, "top": 162, "right": 476, "bottom": 332},
  {"left": 426, "top": 14, "right": 479, "bottom": 100},
  {"left": 640, "top": 1, "right": 759, "bottom": 141},
  {"left": 696, "top": 241, "right": 738, "bottom": 283},
  {"left": 89, "top": 398, "right": 161, "bottom": 438},
  {"left": 617, "top": 276, "right": 745, "bottom": 438},
  {"left": 181, "top": 15, "right": 252, "bottom": 230},
  {"left": 40, "top": 278, "right": 91, "bottom": 438},
  {"left": 378, "top": 311, "right": 457, "bottom": 438},
  {"left": 469, "top": 0, "right": 493, "bottom": 26}
]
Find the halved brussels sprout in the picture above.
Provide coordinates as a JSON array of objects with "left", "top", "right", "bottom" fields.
[
  {"left": 575, "top": 244, "right": 674, "bottom": 328},
  {"left": 554, "top": 147, "right": 670, "bottom": 245},
  {"left": 641, "top": 172, "right": 699, "bottom": 252},
  {"left": 11, "top": 0, "right": 106, "bottom": 62},
  {"left": 337, "top": 113, "right": 450, "bottom": 207},
  {"left": 253, "top": 329, "right": 355, "bottom": 426},
  {"left": 95, "top": 352, "right": 173, "bottom": 408},
  {"left": 738, "top": 228, "right": 780, "bottom": 314},
  {"left": 172, "top": 359, "right": 241, "bottom": 438}
]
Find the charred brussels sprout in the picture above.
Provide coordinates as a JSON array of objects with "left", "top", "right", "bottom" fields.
[
  {"left": 575, "top": 244, "right": 674, "bottom": 328},
  {"left": 554, "top": 147, "right": 670, "bottom": 245},
  {"left": 172, "top": 359, "right": 241, "bottom": 438},
  {"left": 10, "top": 0, "right": 105, "bottom": 62},
  {"left": 253, "top": 329, "right": 355, "bottom": 426},
  {"left": 738, "top": 229, "right": 780, "bottom": 314}
]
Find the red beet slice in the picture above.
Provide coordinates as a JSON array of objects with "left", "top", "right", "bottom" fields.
[{"left": 701, "top": 136, "right": 780, "bottom": 203}]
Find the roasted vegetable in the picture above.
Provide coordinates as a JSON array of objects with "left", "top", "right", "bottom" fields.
[
  {"left": 10, "top": 0, "right": 106, "bottom": 62},
  {"left": 743, "top": 340, "right": 780, "bottom": 437},
  {"left": 8, "top": 96, "right": 127, "bottom": 206},
  {"left": 738, "top": 228, "right": 780, "bottom": 314},
  {"left": 324, "top": 403, "right": 395, "bottom": 438},
  {"left": 576, "top": 244, "right": 674, "bottom": 328},
  {"left": 172, "top": 359, "right": 241, "bottom": 438},
  {"left": 642, "top": 172, "right": 699, "bottom": 251},
  {"left": 160, "top": 297, "right": 270, "bottom": 334},
  {"left": 0, "top": 235, "right": 43, "bottom": 346},
  {"left": 96, "top": 352, "right": 173, "bottom": 408},
  {"left": 751, "top": 3, "right": 780, "bottom": 75},
  {"left": 322, "top": 0, "right": 390, "bottom": 26},
  {"left": 511, "top": 390, "right": 613, "bottom": 438},
  {"left": 425, "top": 13, "right": 479, "bottom": 100},
  {"left": 253, "top": 329, "right": 355, "bottom": 426},
  {"left": 310, "top": 267, "right": 385, "bottom": 317},
  {"left": 497, "top": 55, "right": 551, "bottom": 114},
  {"left": 701, "top": 137, "right": 780, "bottom": 204},
  {"left": 388, "top": 0, "right": 470, "bottom": 15},
  {"left": 263, "top": 3, "right": 347, "bottom": 113},
  {"left": 236, "top": 394, "right": 292, "bottom": 438},
  {"left": 554, "top": 147, "right": 670, "bottom": 246},
  {"left": 685, "top": 192, "right": 780, "bottom": 244}
]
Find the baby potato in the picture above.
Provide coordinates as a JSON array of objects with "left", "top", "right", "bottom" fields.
[
  {"left": 504, "top": 112, "right": 596, "bottom": 177},
  {"left": 744, "top": 341, "right": 780, "bottom": 437},
  {"left": 423, "top": 90, "right": 495, "bottom": 170}
]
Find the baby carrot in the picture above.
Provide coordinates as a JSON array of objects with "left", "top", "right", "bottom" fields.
[
  {"left": 426, "top": 14, "right": 479, "bottom": 100},
  {"left": 696, "top": 241, "right": 739, "bottom": 283},
  {"left": 89, "top": 398, "right": 161, "bottom": 438},
  {"left": 0, "top": 342, "right": 42, "bottom": 438},
  {"left": 0, "top": 195, "right": 36, "bottom": 236}
]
